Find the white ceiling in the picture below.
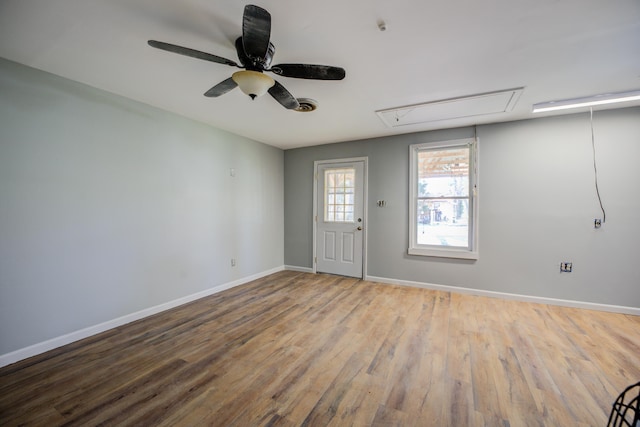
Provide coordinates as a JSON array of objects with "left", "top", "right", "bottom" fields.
[{"left": 1, "top": 0, "right": 639, "bottom": 149}]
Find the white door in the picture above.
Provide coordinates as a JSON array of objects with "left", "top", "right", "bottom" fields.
[{"left": 315, "top": 160, "right": 365, "bottom": 278}]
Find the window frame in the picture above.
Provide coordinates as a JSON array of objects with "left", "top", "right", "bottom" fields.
[{"left": 408, "top": 138, "right": 478, "bottom": 260}]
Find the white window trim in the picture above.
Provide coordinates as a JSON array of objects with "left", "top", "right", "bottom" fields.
[{"left": 408, "top": 138, "right": 478, "bottom": 260}]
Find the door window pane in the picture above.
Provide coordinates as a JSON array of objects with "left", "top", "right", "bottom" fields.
[{"left": 325, "top": 168, "right": 356, "bottom": 223}]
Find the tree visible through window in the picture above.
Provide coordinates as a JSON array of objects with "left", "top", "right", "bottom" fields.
[{"left": 409, "top": 139, "right": 478, "bottom": 259}]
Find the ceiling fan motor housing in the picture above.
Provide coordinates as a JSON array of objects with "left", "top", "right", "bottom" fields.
[{"left": 235, "top": 37, "right": 275, "bottom": 71}]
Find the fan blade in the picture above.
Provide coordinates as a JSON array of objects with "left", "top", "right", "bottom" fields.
[
  {"left": 270, "top": 64, "right": 346, "bottom": 80},
  {"left": 204, "top": 77, "right": 238, "bottom": 97},
  {"left": 242, "top": 5, "right": 271, "bottom": 60},
  {"left": 148, "top": 40, "right": 238, "bottom": 67},
  {"left": 268, "top": 81, "right": 300, "bottom": 110}
]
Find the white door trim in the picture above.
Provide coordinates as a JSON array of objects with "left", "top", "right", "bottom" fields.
[{"left": 313, "top": 157, "right": 368, "bottom": 278}]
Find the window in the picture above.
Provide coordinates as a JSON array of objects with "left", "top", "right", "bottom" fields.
[
  {"left": 409, "top": 138, "right": 478, "bottom": 259},
  {"left": 324, "top": 168, "right": 355, "bottom": 222}
]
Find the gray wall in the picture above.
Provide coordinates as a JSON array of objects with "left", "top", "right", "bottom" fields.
[
  {"left": 0, "top": 58, "right": 284, "bottom": 355},
  {"left": 285, "top": 107, "right": 640, "bottom": 308}
]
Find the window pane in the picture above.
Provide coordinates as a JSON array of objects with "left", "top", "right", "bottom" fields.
[
  {"left": 418, "top": 147, "right": 469, "bottom": 197},
  {"left": 324, "top": 168, "right": 356, "bottom": 223},
  {"left": 417, "top": 199, "right": 469, "bottom": 247}
]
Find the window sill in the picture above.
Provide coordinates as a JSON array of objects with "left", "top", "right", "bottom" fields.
[{"left": 408, "top": 247, "right": 478, "bottom": 260}]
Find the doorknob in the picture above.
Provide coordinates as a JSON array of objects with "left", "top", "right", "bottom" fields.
[{"left": 357, "top": 226, "right": 362, "bottom": 231}]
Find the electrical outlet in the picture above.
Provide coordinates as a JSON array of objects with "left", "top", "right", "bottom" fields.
[
  {"left": 231, "top": 258, "right": 236, "bottom": 267},
  {"left": 594, "top": 219, "right": 602, "bottom": 228},
  {"left": 560, "top": 262, "right": 572, "bottom": 273}
]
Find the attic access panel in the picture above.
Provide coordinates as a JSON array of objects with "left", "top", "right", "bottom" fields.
[{"left": 376, "top": 88, "right": 524, "bottom": 128}]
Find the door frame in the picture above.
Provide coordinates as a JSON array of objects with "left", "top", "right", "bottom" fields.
[{"left": 313, "top": 157, "right": 368, "bottom": 278}]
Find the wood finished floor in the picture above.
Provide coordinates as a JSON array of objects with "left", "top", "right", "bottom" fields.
[{"left": 1, "top": 271, "right": 639, "bottom": 426}]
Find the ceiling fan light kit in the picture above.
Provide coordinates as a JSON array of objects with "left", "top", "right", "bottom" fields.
[
  {"left": 232, "top": 70, "right": 275, "bottom": 99},
  {"left": 148, "top": 4, "right": 345, "bottom": 111}
]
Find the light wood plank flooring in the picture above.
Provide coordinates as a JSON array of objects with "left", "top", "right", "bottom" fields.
[{"left": 1, "top": 271, "right": 639, "bottom": 426}]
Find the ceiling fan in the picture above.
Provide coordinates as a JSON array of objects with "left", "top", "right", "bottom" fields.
[{"left": 148, "top": 4, "right": 346, "bottom": 110}]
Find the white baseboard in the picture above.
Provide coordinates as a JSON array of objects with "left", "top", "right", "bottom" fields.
[
  {"left": 285, "top": 265, "right": 314, "bottom": 273},
  {"left": 365, "top": 274, "right": 640, "bottom": 316},
  {"left": 0, "top": 266, "right": 285, "bottom": 368}
]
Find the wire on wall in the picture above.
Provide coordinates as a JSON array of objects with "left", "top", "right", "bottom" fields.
[{"left": 590, "top": 108, "right": 606, "bottom": 223}]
